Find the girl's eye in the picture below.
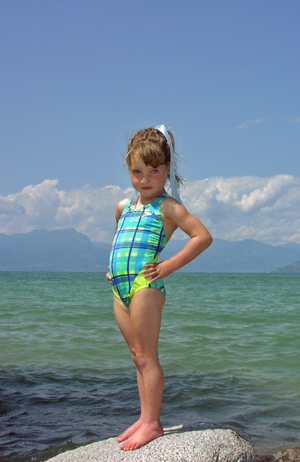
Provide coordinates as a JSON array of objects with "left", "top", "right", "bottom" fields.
[
  {"left": 151, "top": 169, "right": 159, "bottom": 173},
  {"left": 133, "top": 170, "right": 140, "bottom": 174}
]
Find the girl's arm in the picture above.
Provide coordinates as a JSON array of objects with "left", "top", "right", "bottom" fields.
[
  {"left": 142, "top": 198, "right": 212, "bottom": 283},
  {"left": 105, "top": 198, "right": 129, "bottom": 283}
]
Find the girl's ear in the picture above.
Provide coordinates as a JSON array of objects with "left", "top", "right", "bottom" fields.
[{"left": 166, "top": 163, "right": 171, "bottom": 175}]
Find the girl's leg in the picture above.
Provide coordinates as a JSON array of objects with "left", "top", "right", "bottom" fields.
[
  {"left": 113, "top": 296, "right": 145, "bottom": 441},
  {"left": 120, "top": 288, "right": 165, "bottom": 451}
]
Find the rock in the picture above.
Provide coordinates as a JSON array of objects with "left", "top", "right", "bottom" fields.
[
  {"left": 46, "top": 423, "right": 255, "bottom": 462},
  {"left": 255, "top": 447, "right": 300, "bottom": 461}
]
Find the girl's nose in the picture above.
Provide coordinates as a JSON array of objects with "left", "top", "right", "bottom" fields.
[{"left": 141, "top": 175, "right": 149, "bottom": 183}]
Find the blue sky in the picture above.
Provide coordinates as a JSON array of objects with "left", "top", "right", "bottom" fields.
[{"left": 1, "top": 1, "right": 300, "bottom": 244}]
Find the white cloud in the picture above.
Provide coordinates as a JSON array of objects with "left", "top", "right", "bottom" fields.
[
  {"left": 181, "top": 175, "right": 300, "bottom": 244},
  {"left": 288, "top": 116, "right": 300, "bottom": 125},
  {"left": 235, "top": 118, "right": 270, "bottom": 130},
  {"left": 0, "top": 180, "right": 132, "bottom": 242},
  {"left": 1, "top": 175, "right": 300, "bottom": 245}
]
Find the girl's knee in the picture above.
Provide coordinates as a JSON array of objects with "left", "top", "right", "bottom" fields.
[
  {"left": 130, "top": 350, "right": 138, "bottom": 364},
  {"left": 130, "top": 351, "right": 150, "bottom": 370},
  {"left": 133, "top": 351, "right": 159, "bottom": 371}
]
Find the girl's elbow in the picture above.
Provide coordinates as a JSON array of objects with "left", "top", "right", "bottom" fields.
[
  {"left": 204, "top": 232, "right": 213, "bottom": 249},
  {"left": 195, "top": 231, "right": 212, "bottom": 252}
]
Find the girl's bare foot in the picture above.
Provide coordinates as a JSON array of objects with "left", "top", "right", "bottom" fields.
[
  {"left": 117, "top": 418, "right": 143, "bottom": 443},
  {"left": 120, "top": 421, "right": 164, "bottom": 451}
]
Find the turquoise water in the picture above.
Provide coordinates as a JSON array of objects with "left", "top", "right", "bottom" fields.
[{"left": 0, "top": 272, "right": 300, "bottom": 461}]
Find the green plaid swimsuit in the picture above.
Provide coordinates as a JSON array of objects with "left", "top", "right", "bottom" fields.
[{"left": 109, "top": 193, "right": 169, "bottom": 307}]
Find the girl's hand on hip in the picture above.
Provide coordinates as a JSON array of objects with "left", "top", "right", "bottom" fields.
[
  {"left": 106, "top": 267, "right": 112, "bottom": 284},
  {"left": 142, "top": 260, "right": 174, "bottom": 283}
]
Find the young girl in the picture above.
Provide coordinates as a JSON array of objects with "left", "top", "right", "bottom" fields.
[{"left": 106, "top": 125, "right": 212, "bottom": 451}]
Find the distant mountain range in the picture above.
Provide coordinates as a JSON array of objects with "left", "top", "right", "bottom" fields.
[
  {"left": 160, "top": 237, "right": 300, "bottom": 273},
  {"left": 1, "top": 228, "right": 300, "bottom": 273},
  {"left": 0, "top": 228, "right": 107, "bottom": 272},
  {"left": 273, "top": 260, "right": 300, "bottom": 273}
]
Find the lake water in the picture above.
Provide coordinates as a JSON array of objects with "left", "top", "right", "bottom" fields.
[{"left": 0, "top": 272, "right": 299, "bottom": 461}]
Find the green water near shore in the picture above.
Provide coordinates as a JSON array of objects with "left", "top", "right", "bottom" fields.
[{"left": 1, "top": 272, "right": 299, "bottom": 460}]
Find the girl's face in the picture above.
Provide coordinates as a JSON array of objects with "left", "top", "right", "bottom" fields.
[{"left": 129, "top": 157, "right": 170, "bottom": 201}]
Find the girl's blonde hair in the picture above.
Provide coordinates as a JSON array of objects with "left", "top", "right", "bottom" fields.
[{"left": 126, "top": 127, "right": 183, "bottom": 187}]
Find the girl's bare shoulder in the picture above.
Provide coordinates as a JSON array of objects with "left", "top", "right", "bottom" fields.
[
  {"left": 161, "top": 196, "right": 187, "bottom": 220},
  {"left": 115, "top": 197, "right": 129, "bottom": 220}
]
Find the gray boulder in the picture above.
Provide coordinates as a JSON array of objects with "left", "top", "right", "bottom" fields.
[
  {"left": 46, "top": 423, "right": 255, "bottom": 462},
  {"left": 255, "top": 447, "right": 300, "bottom": 461}
]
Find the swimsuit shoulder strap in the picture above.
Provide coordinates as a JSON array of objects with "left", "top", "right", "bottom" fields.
[{"left": 148, "top": 193, "right": 170, "bottom": 214}]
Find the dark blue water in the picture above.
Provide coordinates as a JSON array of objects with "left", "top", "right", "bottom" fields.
[{"left": 1, "top": 272, "right": 300, "bottom": 461}]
